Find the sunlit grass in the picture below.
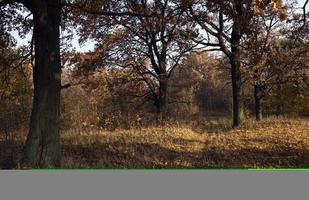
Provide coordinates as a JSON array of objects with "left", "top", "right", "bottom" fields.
[
  {"left": 1, "top": 117, "right": 308, "bottom": 169},
  {"left": 61, "top": 117, "right": 309, "bottom": 169}
]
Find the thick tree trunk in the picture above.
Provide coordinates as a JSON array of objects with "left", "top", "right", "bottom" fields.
[
  {"left": 230, "top": 43, "right": 245, "bottom": 127},
  {"left": 230, "top": 20, "right": 245, "bottom": 128},
  {"left": 254, "top": 84, "right": 263, "bottom": 121},
  {"left": 23, "top": 0, "right": 62, "bottom": 168},
  {"left": 230, "top": 59, "right": 245, "bottom": 127}
]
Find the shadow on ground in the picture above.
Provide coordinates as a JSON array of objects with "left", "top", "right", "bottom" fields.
[
  {"left": 0, "top": 140, "right": 23, "bottom": 169},
  {"left": 60, "top": 137, "right": 309, "bottom": 168},
  {"left": 1, "top": 132, "right": 308, "bottom": 169}
]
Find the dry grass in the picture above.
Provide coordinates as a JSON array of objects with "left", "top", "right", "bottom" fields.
[{"left": 1, "top": 117, "right": 309, "bottom": 169}]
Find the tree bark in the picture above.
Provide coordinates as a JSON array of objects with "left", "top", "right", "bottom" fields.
[
  {"left": 23, "top": 0, "right": 62, "bottom": 168},
  {"left": 254, "top": 84, "right": 263, "bottom": 121},
  {"left": 158, "top": 74, "right": 168, "bottom": 123},
  {"left": 227, "top": 10, "right": 247, "bottom": 128},
  {"left": 230, "top": 37, "right": 245, "bottom": 127},
  {"left": 230, "top": 60, "right": 245, "bottom": 127}
]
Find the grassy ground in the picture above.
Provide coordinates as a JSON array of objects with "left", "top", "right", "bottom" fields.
[{"left": 1, "top": 117, "right": 308, "bottom": 169}]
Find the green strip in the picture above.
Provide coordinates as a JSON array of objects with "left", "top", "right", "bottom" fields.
[{"left": 249, "top": 168, "right": 309, "bottom": 171}]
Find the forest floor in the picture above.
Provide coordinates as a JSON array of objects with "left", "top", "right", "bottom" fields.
[{"left": 1, "top": 117, "right": 308, "bottom": 169}]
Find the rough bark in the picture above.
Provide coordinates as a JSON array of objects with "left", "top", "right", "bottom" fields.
[
  {"left": 230, "top": 25, "right": 245, "bottom": 127},
  {"left": 23, "top": 0, "right": 62, "bottom": 168},
  {"left": 230, "top": 60, "right": 245, "bottom": 127}
]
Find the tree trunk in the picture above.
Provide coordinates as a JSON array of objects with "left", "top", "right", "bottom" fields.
[
  {"left": 254, "top": 84, "right": 263, "bottom": 121},
  {"left": 230, "top": 21, "right": 245, "bottom": 128},
  {"left": 230, "top": 60, "right": 245, "bottom": 127},
  {"left": 158, "top": 75, "right": 168, "bottom": 123},
  {"left": 230, "top": 47, "right": 245, "bottom": 127},
  {"left": 23, "top": 0, "right": 62, "bottom": 168}
]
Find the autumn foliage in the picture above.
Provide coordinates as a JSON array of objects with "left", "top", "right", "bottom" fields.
[{"left": 0, "top": 0, "right": 308, "bottom": 168}]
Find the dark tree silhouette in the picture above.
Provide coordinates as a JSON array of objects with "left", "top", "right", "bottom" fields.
[{"left": 1, "top": 0, "right": 62, "bottom": 167}]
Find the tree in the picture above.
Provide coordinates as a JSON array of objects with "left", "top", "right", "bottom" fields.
[
  {"left": 244, "top": 7, "right": 308, "bottom": 120},
  {"left": 265, "top": 39, "right": 308, "bottom": 116},
  {"left": 188, "top": 0, "right": 286, "bottom": 127},
  {"left": 72, "top": 0, "right": 198, "bottom": 122},
  {"left": 242, "top": 6, "right": 283, "bottom": 120},
  {"left": 1, "top": 0, "right": 62, "bottom": 167},
  {"left": 1, "top": 0, "right": 151, "bottom": 168}
]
